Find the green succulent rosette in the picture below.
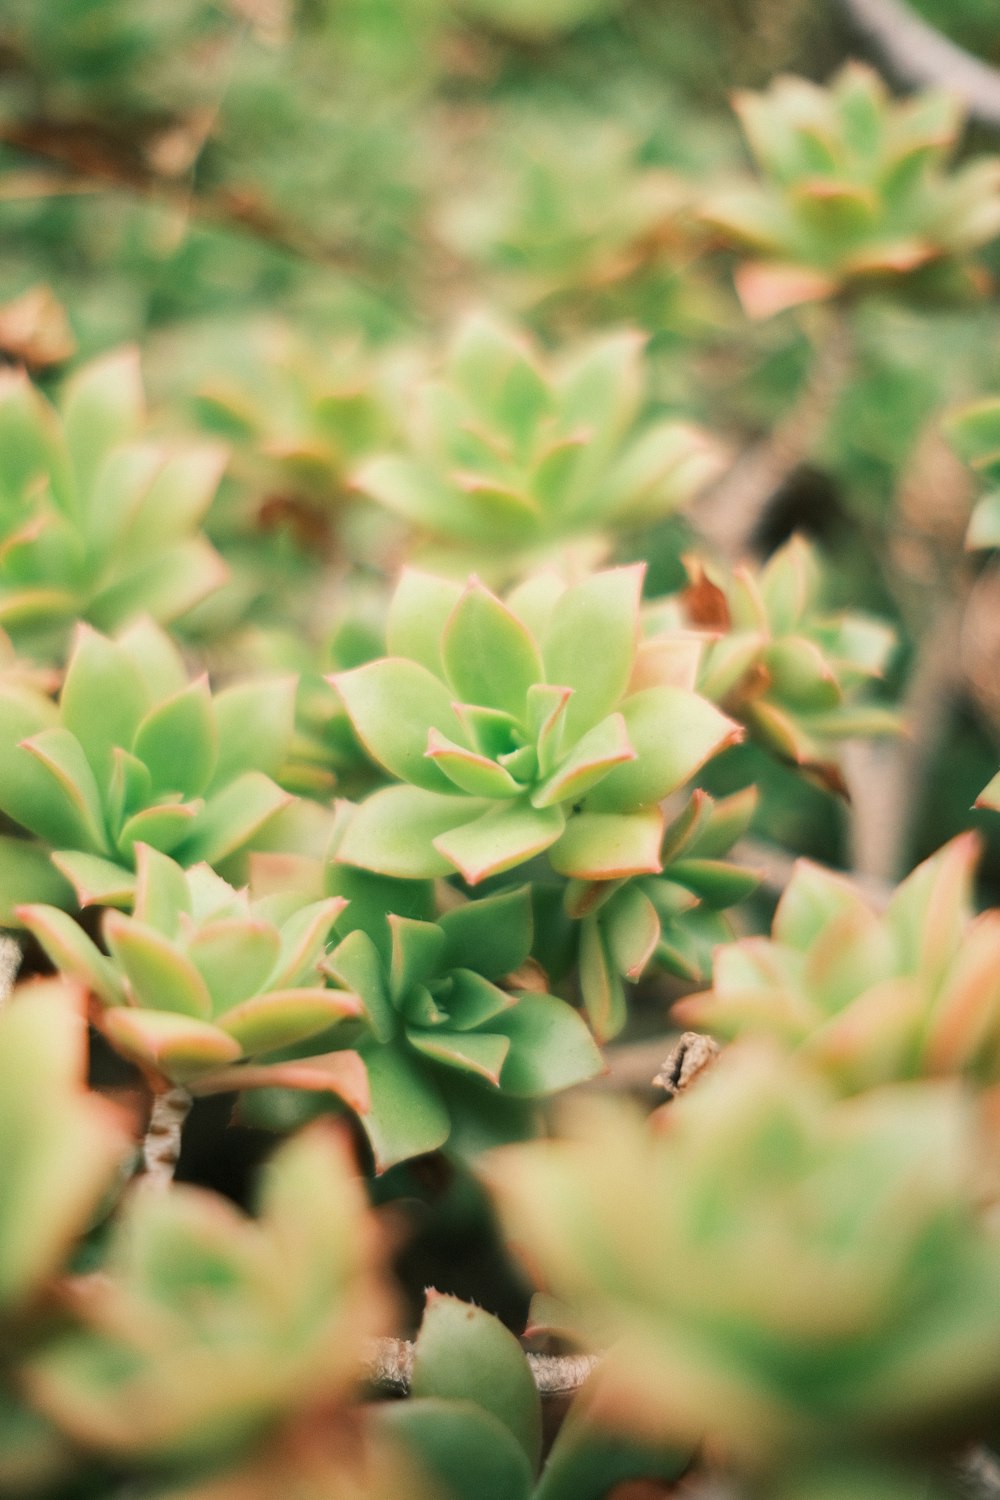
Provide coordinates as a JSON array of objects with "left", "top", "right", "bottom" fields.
[
  {"left": 553, "top": 786, "right": 760, "bottom": 1041},
  {"left": 671, "top": 537, "right": 897, "bottom": 792},
  {"left": 488, "top": 1044, "right": 1000, "bottom": 1470},
  {"left": 20, "top": 844, "right": 364, "bottom": 1097},
  {"left": 322, "top": 871, "right": 602, "bottom": 1168},
  {"left": 0, "top": 618, "right": 296, "bottom": 919},
  {"left": 0, "top": 348, "right": 226, "bottom": 655},
  {"left": 704, "top": 62, "right": 1000, "bottom": 319},
  {"left": 333, "top": 565, "right": 740, "bottom": 889},
  {"left": 24, "top": 1125, "right": 391, "bottom": 1467},
  {"left": 355, "top": 316, "right": 721, "bottom": 576},
  {"left": 676, "top": 833, "right": 1000, "bottom": 1094}
]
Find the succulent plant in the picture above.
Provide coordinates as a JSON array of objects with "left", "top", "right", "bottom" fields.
[
  {"left": 669, "top": 537, "right": 896, "bottom": 792},
  {"left": 488, "top": 1044, "right": 1000, "bottom": 1470},
  {"left": 704, "top": 63, "right": 1000, "bottom": 318},
  {"left": 20, "top": 843, "right": 365, "bottom": 1098},
  {"left": 946, "top": 394, "right": 1000, "bottom": 550},
  {"left": 0, "top": 978, "right": 127, "bottom": 1491},
  {"left": 555, "top": 786, "right": 760, "bottom": 1041},
  {"left": 675, "top": 833, "right": 1000, "bottom": 1093},
  {"left": 0, "top": 617, "right": 297, "bottom": 915},
  {"left": 451, "top": 0, "right": 620, "bottom": 43},
  {"left": 24, "top": 1124, "right": 391, "bottom": 1467},
  {"left": 333, "top": 565, "right": 740, "bottom": 888},
  {"left": 321, "top": 872, "right": 602, "bottom": 1167},
  {"left": 354, "top": 316, "right": 722, "bottom": 575},
  {"left": 0, "top": 348, "right": 226, "bottom": 655}
]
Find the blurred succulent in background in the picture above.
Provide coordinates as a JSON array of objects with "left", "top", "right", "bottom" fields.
[
  {"left": 0, "top": 618, "right": 296, "bottom": 915},
  {"left": 20, "top": 844, "right": 364, "bottom": 1098},
  {"left": 947, "top": 393, "right": 1000, "bottom": 550},
  {"left": 488, "top": 1044, "right": 1000, "bottom": 1470},
  {"left": 0, "top": 978, "right": 127, "bottom": 1491},
  {"left": 451, "top": 0, "right": 621, "bottom": 43},
  {"left": 675, "top": 832, "right": 1000, "bottom": 1093},
  {"left": 25, "top": 1125, "right": 391, "bottom": 1470},
  {"left": 334, "top": 565, "right": 739, "bottom": 886},
  {"left": 665, "top": 537, "right": 897, "bottom": 792},
  {"left": 704, "top": 63, "right": 1000, "bottom": 318},
  {"left": 0, "top": 348, "right": 226, "bottom": 657},
  {"left": 439, "top": 117, "right": 692, "bottom": 311},
  {"left": 553, "top": 786, "right": 759, "bottom": 1041},
  {"left": 322, "top": 876, "right": 602, "bottom": 1167},
  {"left": 354, "top": 315, "right": 722, "bottom": 576}
]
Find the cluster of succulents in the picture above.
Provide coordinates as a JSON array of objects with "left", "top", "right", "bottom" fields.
[
  {"left": 704, "top": 61, "right": 1000, "bottom": 317},
  {"left": 355, "top": 316, "right": 722, "bottom": 575},
  {"left": 948, "top": 392, "right": 1000, "bottom": 549}
]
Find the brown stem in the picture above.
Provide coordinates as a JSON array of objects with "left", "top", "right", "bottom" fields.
[
  {"left": 696, "top": 309, "right": 853, "bottom": 564},
  {"left": 0, "top": 936, "right": 20, "bottom": 1006},
  {"left": 366, "top": 1336, "right": 599, "bottom": 1399},
  {"left": 140, "top": 1085, "right": 192, "bottom": 1192}
]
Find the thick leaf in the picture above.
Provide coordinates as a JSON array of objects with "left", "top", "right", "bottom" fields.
[
  {"left": 441, "top": 580, "right": 543, "bottom": 719},
  {"left": 17, "top": 905, "right": 126, "bottom": 1007},
  {"left": 60, "top": 347, "right": 144, "bottom": 503},
  {"left": 0, "top": 838, "right": 74, "bottom": 925},
  {"left": 426, "top": 731, "right": 522, "bottom": 798},
  {"left": 104, "top": 914, "right": 212, "bottom": 1018},
  {"left": 333, "top": 658, "right": 465, "bottom": 793},
  {"left": 603, "top": 886, "right": 660, "bottom": 980},
  {"left": 542, "top": 567, "right": 643, "bottom": 738},
  {"left": 175, "top": 772, "right": 291, "bottom": 865},
  {"left": 189, "top": 1049, "right": 370, "bottom": 1112},
  {"left": 59, "top": 627, "right": 148, "bottom": 785},
  {"left": 584, "top": 687, "right": 739, "bottom": 811},
  {"left": 579, "top": 914, "right": 627, "bottom": 1042},
  {"left": 210, "top": 676, "right": 297, "bottom": 788},
  {"left": 412, "top": 1293, "right": 542, "bottom": 1468},
  {"left": 375, "top": 1399, "right": 532, "bottom": 1500},
  {"left": 438, "top": 886, "right": 533, "bottom": 980},
  {"left": 549, "top": 808, "right": 663, "bottom": 880},
  {"left": 19, "top": 729, "right": 108, "bottom": 854},
  {"left": 51, "top": 851, "right": 135, "bottom": 909},
  {"left": 337, "top": 787, "right": 487, "bottom": 880},
  {"left": 185, "top": 920, "right": 282, "bottom": 1012},
  {"left": 217, "top": 987, "right": 360, "bottom": 1055},
  {"left": 132, "top": 679, "right": 217, "bottom": 798},
  {"left": 101, "top": 1007, "right": 242, "bottom": 1082},
  {"left": 434, "top": 801, "right": 565, "bottom": 885},
  {"left": 358, "top": 1043, "right": 451, "bottom": 1170},
  {"left": 387, "top": 569, "right": 463, "bottom": 675},
  {"left": 494, "top": 993, "right": 603, "bottom": 1096},
  {"left": 325, "top": 928, "right": 394, "bottom": 1042},
  {"left": 132, "top": 845, "right": 191, "bottom": 937},
  {"left": 267, "top": 897, "right": 346, "bottom": 990},
  {"left": 116, "top": 801, "right": 201, "bottom": 861},
  {"left": 536, "top": 1405, "right": 689, "bottom": 1500},
  {"left": 532, "top": 712, "right": 635, "bottom": 809},
  {"left": 407, "top": 1026, "right": 510, "bottom": 1084},
  {"left": 389, "top": 915, "right": 447, "bottom": 1003},
  {"left": 446, "top": 970, "right": 517, "bottom": 1030}
]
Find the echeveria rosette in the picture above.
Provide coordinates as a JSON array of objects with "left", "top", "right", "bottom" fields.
[
  {"left": 676, "top": 833, "right": 1000, "bottom": 1094},
  {"left": 24, "top": 1125, "right": 392, "bottom": 1468},
  {"left": 0, "top": 347, "right": 226, "bottom": 655},
  {"left": 557, "top": 787, "right": 760, "bottom": 1041},
  {"left": 333, "top": 566, "right": 741, "bottom": 889},
  {"left": 322, "top": 879, "right": 602, "bottom": 1169},
  {"left": 355, "top": 316, "right": 721, "bottom": 578},
  {"left": 676, "top": 538, "right": 897, "bottom": 793},
  {"left": 488, "top": 1045, "right": 1000, "bottom": 1472},
  {"left": 19, "top": 844, "right": 364, "bottom": 1099},
  {"left": 0, "top": 618, "right": 297, "bottom": 916},
  {"left": 704, "top": 63, "right": 1000, "bottom": 319},
  {"left": 947, "top": 394, "right": 1000, "bottom": 550}
]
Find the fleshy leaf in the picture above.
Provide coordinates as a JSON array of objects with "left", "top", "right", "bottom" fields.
[
  {"left": 333, "top": 658, "right": 465, "bottom": 793},
  {"left": 216, "top": 988, "right": 360, "bottom": 1055},
  {"left": 104, "top": 914, "right": 212, "bottom": 1018},
  {"left": 338, "top": 787, "right": 488, "bottom": 880},
  {"left": 548, "top": 808, "right": 664, "bottom": 880},
  {"left": 542, "top": 567, "right": 643, "bottom": 738},
  {"left": 585, "top": 687, "right": 740, "bottom": 811},
  {"left": 438, "top": 886, "right": 533, "bottom": 980},
  {"left": 101, "top": 1007, "right": 242, "bottom": 1082},
  {"left": 358, "top": 1043, "right": 451, "bottom": 1170},
  {"left": 406, "top": 1027, "right": 510, "bottom": 1085},
  {"left": 494, "top": 993, "right": 603, "bottom": 1096},
  {"left": 442, "top": 580, "right": 543, "bottom": 719},
  {"left": 434, "top": 801, "right": 565, "bottom": 885}
]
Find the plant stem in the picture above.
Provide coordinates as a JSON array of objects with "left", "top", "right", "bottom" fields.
[
  {"left": 0, "top": 937, "right": 20, "bottom": 1007},
  {"left": 140, "top": 1085, "right": 192, "bottom": 1192}
]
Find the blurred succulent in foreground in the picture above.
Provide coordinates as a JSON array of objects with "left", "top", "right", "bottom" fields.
[
  {"left": 676, "top": 833, "right": 1000, "bottom": 1093},
  {"left": 488, "top": 1044, "right": 1000, "bottom": 1469},
  {"left": 355, "top": 316, "right": 721, "bottom": 576},
  {"left": 667, "top": 537, "right": 896, "bottom": 793},
  {"left": 322, "top": 876, "right": 602, "bottom": 1167},
  {"left": 334, "top": 565, "right": 739, "bottom": 886},
  {"left": 25, "top": 1125, "right": 390, "bottom": 1468},
  {"left": 0, "top": 978, "right": 127, "bottom": 1491},
  {"left": 440, "top": 119, "right": 690, "bottom": 308},
  {"left": 704, "top": 63, "right": 1000, "bottom": 319},
  {"left": 0, "top": 618, "right": 296, "bottom": 915},
  {"left": 20, "top": 844, "right": 364, "bottom": 1098},
  {"left": 947, "top": 394, "right": 1000, "bottom": 550},
  {"left": 553, "top": 786, "right": 759, "bottom": 1041},
  {"left": 0, "top": 348, "right": 226, "bottom": 656}
]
